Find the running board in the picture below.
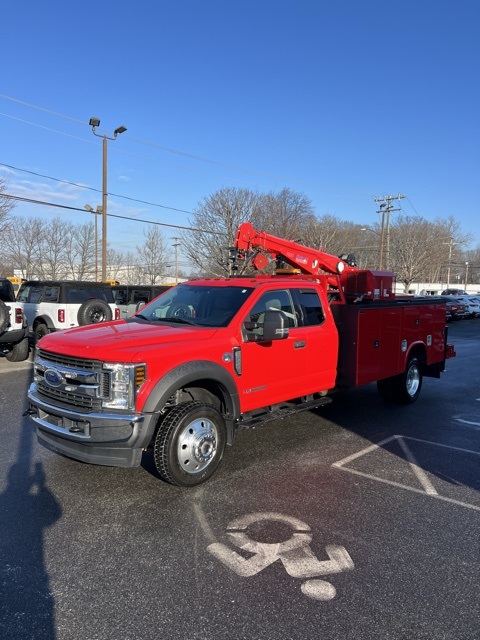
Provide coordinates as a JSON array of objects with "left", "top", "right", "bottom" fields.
[{"left": 238, "top": 396, "right": 332, "bottom": 429}]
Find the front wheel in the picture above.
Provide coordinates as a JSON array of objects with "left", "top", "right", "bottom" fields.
[{"left": 153, "top": 402, "right": 226, "bottom": 487}]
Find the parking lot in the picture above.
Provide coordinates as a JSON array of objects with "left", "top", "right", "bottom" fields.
[{"left": 0, "top": 320, "right": 479, "bottom": 640}]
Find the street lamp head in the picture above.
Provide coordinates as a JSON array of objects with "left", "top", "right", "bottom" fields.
[
  {"left": 114, "top": 125, "right": 127, "bottom": 135},
  {"left": 89, "top": 117, "right": 101, "bottom": 128},
  {"left": 84, "top": 204, "right": 94, "bottom": 212}
]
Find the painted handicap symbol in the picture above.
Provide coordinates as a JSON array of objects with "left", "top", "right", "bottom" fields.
[{"left": 207, "top": 512, "right": 354, "bottom": 601}]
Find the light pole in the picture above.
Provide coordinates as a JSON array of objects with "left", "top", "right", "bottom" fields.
[
  {"left": 172, "top": 237, "right": 180, "bottom": 284},
  {"left": 465, "top": 261, "right": 469, "bottom": 288},
  {"left": 89, "top": 117, "right": 127, "bottom": 282},
  {"left": 360, "top": 227, "right": 382, "bottom": 270},
  {"left": 84, "top": 205, "right": 102, "bottom": 280}
]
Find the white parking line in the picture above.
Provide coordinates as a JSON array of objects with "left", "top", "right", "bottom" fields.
[
  {"left": 333, "top": 435, "right": 480, "bottom": 512},
  {"left": 454, "top": 417, "right": 480, "bottom": 430},
  {"left": 397, "top": 437, "right": 438, "bottom": 495}
]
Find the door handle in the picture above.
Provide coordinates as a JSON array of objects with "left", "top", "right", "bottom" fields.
[{"left": 294, "top": 340, "right": 306, "bottom": 349}]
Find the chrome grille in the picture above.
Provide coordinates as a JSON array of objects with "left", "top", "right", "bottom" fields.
[
  {"left": 34, "top": 350, "right": 108, "bottom": 413},
  {"left": 37, "top": 349, "right": 97, "bottom": 370},
  {"left": 37, "top": 385, "right": 97, "bottom": 411}
]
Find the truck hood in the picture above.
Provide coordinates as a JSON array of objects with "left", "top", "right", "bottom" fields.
[{"left": 38, "top": 320, "right": 218, "bottom": 361}]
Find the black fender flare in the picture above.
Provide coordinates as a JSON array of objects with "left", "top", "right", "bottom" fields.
[
  {"left": 142, "top": 360, "right": 240, "bottom": 445},
  {"left": 33, "top": 314, "right": 56, "bottom": 331}
]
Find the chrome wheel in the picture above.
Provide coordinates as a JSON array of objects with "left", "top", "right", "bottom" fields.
[
  {"left": 177, "top": 417, "right": 218, "bottom": 474},
  {"left": 153, "top": 401, "right": 226, "bottom": 487},
  {"left": 406, "top": 363, "right": 421, "bottom": 397}
]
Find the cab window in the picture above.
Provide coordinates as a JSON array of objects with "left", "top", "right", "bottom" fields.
[
  {"left": 294, "top": 289, "right": 325, "bottom": 326},
  {"left": 246, "top": 290, "right": 297, "bottom": 328}
]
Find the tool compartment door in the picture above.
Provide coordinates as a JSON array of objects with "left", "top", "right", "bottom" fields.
[{"left": 333, "top": 304, "right": 403, "bottom": 387}]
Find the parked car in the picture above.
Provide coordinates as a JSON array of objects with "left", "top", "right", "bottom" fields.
[
  {"left": 16, "top": 280, "right": 119, "bottom": 343},
  {"left": 440, "top": 295, "right": 467, "bottom": 321},
  {"left": 112, "top": 284, "right": 172, "bottom": 319},
  {"left": 463, "top": 296, "right": 480, "bottom": 318},
  {"left": 0, "top": 278, "right": 30, "bottom": 361},
  {"left": 441, "top": 288, "right": 465, "bottom": 296}
]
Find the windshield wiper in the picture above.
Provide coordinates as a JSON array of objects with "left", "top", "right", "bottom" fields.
[
  {"left": 162, "top": 316, "right": 195, "bottom": 325},
  {"left": 133, "top": 314, "right": 195, "bottom": 325}
]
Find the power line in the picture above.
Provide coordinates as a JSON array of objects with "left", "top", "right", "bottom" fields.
[
  {"left": 0, "top": 162, "right": 194, "bottom": 215},
  {"left": 0, "top": 93, "right": 370, "bottom": 195},
  {"left": 3, "top": 194, "right": 225, "bottom": 235}
]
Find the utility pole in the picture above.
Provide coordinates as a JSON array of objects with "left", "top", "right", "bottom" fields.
[
  {"left": 373, "top": 194, "right": 406, "bottom": 270},
  {"left": 442, "top": 237, "right": 458, "bottom": 287},
  {"left": 172, "top": 238, "right": 180, "bottom": 284}
]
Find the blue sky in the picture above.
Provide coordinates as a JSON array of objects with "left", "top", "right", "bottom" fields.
[{"left": 1, "top": 0, "right": 479, "bottom": 272}]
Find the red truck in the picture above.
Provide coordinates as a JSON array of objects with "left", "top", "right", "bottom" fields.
[{"left": 26, "top": 223, "right": 455, "bottom": 487}]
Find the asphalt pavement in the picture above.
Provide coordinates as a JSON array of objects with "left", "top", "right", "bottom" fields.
[{"left": 0, "top": 320, "right": 478, "bottom": 640}]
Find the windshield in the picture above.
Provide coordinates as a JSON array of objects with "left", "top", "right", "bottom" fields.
[{"left": 133, "top": 283, "right": 254, "bottom": 327}]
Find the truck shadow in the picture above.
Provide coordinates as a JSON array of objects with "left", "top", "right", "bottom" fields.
[
  {"left": 319, "top": 382, "right": 480, "bottom": 494},
  {"left": 0, "top": 363, "right": 62, "bottom": 640}
]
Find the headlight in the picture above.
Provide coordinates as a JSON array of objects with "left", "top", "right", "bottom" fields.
[{"left": 102, "top": 363, "right": 146, "bottom": 410}]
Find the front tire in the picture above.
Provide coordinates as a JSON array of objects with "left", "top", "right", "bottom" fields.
[{"left": 153, "top": 402, "right": 226, "bottom": 487}]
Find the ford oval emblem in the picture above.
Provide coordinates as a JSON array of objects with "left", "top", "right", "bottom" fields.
[{"left": 44, "top": 368, "right": 63, "bottom": 387}]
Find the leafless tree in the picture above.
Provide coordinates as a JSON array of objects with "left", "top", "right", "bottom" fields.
[
  {"left": 462, "top": 247, "right": 480, "bottom": 287},
  {"left": 64, "top": 222, "right": 96, "bottom": 280},
  {"left": 0, "top": 176, "right": 15, "bottom": 237},
  {"left": 300, "top": 215, "right": 366, "bottom": 259},
  {"left": 0, "top": 178, "right": 16, "bottom": 273},
  {"left": 136, "top": 226, "right": 168, "bottom": 284},
  {"left": 252, "top": 187, "right": 314, "bottom": 239},
  {"left": 181, "top": 187, "right": 260, "bottom": 277},
  {"left": 4, "top": 217, "right": 45, "bottom": 278},
  {"left": 388, "top": 215, "right": 473, "bottom": 291},
  {"left": 106, "top": 248, "right": 126, "bottom": 283},
  {"left": 36, "top": 218, "right": 72, "bottom": 279}
]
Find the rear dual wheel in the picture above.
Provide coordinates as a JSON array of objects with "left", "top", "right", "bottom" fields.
[
  {"left": 377, "top": 357, "right": 423, "bottom": 405},
  {"left": 153, "top": 401, "right": 226, "bottom": 487}
]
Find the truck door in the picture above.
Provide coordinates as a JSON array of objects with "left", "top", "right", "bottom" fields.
[
  {"left": 290, "top": 287, "right": 338, "bottom": 391},
  {"left": 238, "top": 288, "right": 337, "bottom": 412}
]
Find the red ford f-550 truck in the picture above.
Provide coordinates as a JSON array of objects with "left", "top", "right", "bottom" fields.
[{"left": 26, "top": 223, "right": 455, "bottom": 486}]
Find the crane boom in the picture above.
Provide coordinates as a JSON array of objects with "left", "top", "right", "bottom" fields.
[{"left": 234, "top": 222, "right": 356, "bottom": 277}]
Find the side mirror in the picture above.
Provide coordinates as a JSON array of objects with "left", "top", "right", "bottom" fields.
[{"left": 244, "top": 310, "right": 289, "bottom": 342}]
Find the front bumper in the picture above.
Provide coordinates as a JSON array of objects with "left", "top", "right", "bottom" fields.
[{"left": 27, "top": 383, "right": 156, "bottom": 467}]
